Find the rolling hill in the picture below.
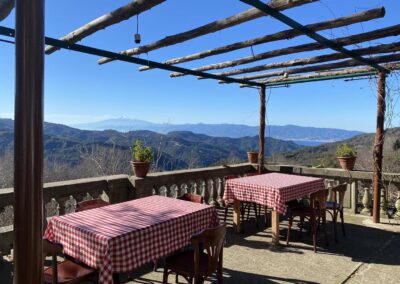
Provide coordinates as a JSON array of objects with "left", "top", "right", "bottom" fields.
[{"left": 0, "top": 118, "right": 302, "bottom": 188}]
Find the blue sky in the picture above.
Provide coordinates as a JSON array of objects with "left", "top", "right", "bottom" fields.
[{"left": 0, "top": 0, "right": 399, "bottom": 132}]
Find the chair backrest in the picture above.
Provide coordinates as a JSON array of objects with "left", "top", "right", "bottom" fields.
[
  {"left": 177, "top": 193, "right": 203, "bottom": 204},
  {"left": 76, "top": 198, "right": 109, "bottom": 212},
  {"left": 190, "top": 225, "right": 226, "bottom": 277},
  {"left": 43, "top": 239, "right": 63, "bottom": 284},
  {"left": 310, "top": 189, "right": 329, "bottom": 210},
  {"left": 331, "top": 183, "right": 347, "bottom": 207}
]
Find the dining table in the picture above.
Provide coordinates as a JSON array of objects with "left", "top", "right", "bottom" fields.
[
  {"left": 223, "top": 172, "right": 325, "bottom": 244},
  {"left": 44, "top": 195, "right": 219, "bottom": 284}
]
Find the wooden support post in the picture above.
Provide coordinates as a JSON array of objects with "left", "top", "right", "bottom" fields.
[
  {"left": 258, "top": 85, "right": 266, "bottom": 174},
  {"left": 373, "top": 71, "right": 386, "bottom": 223},
  {"left": 14, "top": 0, "right": 45, "bottom": 282}
]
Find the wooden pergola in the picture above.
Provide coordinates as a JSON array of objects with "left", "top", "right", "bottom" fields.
[{"left": 1, "top": 0, "right": 400, "bottom": 282}]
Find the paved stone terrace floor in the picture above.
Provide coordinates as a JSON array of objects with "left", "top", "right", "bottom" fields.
[{"left": 1, "top": 209, "right": 400, "bottom": 284}]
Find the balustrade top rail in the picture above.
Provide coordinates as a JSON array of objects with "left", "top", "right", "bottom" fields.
[{"left": 1, "top": 163, "right": 399, "bottom": 255}]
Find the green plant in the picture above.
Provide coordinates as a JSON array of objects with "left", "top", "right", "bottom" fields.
[
  {"left": 132, "top": 140, "right": 153, "bottom": 162},
  {"left": 336, "top": 144, "right": 357, "bottom": 157}
]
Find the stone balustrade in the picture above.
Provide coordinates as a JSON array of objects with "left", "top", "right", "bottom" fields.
[{"left": 1, "top": 163, "right": 399, "bottom": 255}]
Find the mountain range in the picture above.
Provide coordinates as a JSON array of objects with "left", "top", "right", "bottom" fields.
[
  {"left": 0, "top": 118, "right": 301, "bottom": 187},
  {"left": 73, "top": 118, "right": 363, "bottom": 146}
]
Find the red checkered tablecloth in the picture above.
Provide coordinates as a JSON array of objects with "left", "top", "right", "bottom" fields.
[
  {"left": 44, "top": 195, "right": 219, "bottom": 284},
  {"left": 223, "top": 173, "right": 325, "bottom": 214}
]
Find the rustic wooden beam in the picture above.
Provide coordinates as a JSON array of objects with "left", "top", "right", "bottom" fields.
[
  {"left": 258, "top": 86, "right": 266, "bottom": 174},
  {"left": 139, "top": 7, "right": 384, "bottom": 71},
  {"left": 98, "top": 0, "right": 318, "bottom": 65},
  {"left": 171, "top": 24, "right": 400, "bottom": 77},
  {"left": 45, "top": 0, "right": 166, "bottom": 55},
  {"left": 244, "top": 53, "right": 400, "bottom": 81},
  {"left": 218, "top": 41, "right": 400, "bottom": 78},
  {"left": 237, "top": 62, "right": 400, "bottom": 87},
  {"left": 240, "top": 0, "right": 387, "bottom": 72},
  {"left": 373, "top": 71, "right": 386, "bottom": 223},
  {"left": 14, "top": 0, "right": 44, "bottom": 282}
]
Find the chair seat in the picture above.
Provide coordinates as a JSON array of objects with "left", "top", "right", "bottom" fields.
[
  {"left": 165, "top": 250, "right": 209, "bottom": 277},
  {"left": 44, "top": 260, "right": 96, "bottom": 284},
  {"left": 326, "top": 201, "right": 343, "bottom": 210}
]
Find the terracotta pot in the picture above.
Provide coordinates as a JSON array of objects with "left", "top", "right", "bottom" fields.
[
  {"left": 130, "top": 161, "right": 150, "bottom": 178},
  {"left": 247, "top": 151, "right": 258, "bottom": 164},
  {"left": 337, "top": 156, "right": 356, "bottom": 171}
]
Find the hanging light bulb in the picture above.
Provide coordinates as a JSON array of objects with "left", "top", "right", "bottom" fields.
[{"left": 134, "top": 14, "right": 141, "bottom": 44}]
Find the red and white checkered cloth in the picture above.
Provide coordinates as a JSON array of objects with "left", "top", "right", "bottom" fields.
[
  {"left": 223, "top": 173, "right": 324, "bottom": 214},
  {"left": 44, "top": 195, "right": 219, "bottom": 284}
]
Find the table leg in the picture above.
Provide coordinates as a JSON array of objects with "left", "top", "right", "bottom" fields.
[
  {"left": 264, "top": 206, "right": 268, "bottom": 227},
  {"left": 233, "top": 199, "right": 241, "bottom": 233},
  {"left": 271, "top": 210, "right": 280, "bottom": 244}
]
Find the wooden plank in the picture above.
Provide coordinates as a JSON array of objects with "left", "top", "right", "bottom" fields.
[
  {"left": 271, "top": 210, "right": 280, "bottom": 244},
  {"left": 171, "top": 24, "right": 400, "bottom": 77},
  {"left": 98, "top": 0, "right": 318, "bottom": 64},
  {"left": 218, "top": 41, "right": 400, "bottom": 78},
  {"left": 139, "top": 7, "right": 384, "bottom": 71},
  {"left": 233, "top": 199, "right": 242, "bottom": 233},
  {"left": 45, "top": 0, "right": 166, "bottom": 55}
]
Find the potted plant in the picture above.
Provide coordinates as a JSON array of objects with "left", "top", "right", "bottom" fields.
[
  {"left": 336, "top": 144, "right": 357, "bottom": 171},
  {"left": 130, "top": 139, "right": 153, "bottom": 178},
  {"left": 247, "top": 149, "right": 258, "bottom": 164}
]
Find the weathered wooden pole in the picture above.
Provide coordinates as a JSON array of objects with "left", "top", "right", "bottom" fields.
[
  {"left": 258, "top": 85, "right": 266, "bottom": 174},
  {"left": 372, "top": 71, "right": 386, "bottom": 223},
  {"left": 14, "top": 0, "right": 45, "bottom": 282}
]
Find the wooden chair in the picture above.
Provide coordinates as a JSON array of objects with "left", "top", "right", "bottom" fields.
[
  {"left": 75, "top": 199, "right": 109, "bottom": 212},
  {"left": 43, "top": 239, "right": 97, "bottom": 284},
  {"left": 286, "top": 189, "right": 329, "bottom": 252},
  {"left": 163, "top": 225, "right": 226, "bottom": 284},
  {"left": 178, "top": 193, "right": 204, "bottom": 204},
  {"left": 326, "top": 183, "right": 347, "bottom": 242}
]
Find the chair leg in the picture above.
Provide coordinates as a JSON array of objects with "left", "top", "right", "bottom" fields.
[
  {"left": 162, "top": 267, "right": 169, "bottom": 284},
  {"left": 223, "top": 204, "right": 229, "bottom": 224},
  {"left": 311, "top": 214, "right": 317, "bottom": 253},
  {"left": 299, "top": 216, "right": 304, "bottom": 239},
  {"left": 247, "top": 203, "right": 251, "bottom": 221},
  {"left": 217, "top": 264, "right": 223, "bottom": 283},
  {"left": 175, "top": 274, "right": 178, "bottom": 284},
  {"left": 322, "top": 213, "right": 329, "bottom": 246},
  {"left": 332, "top": 210, "right": 338, "bottom": 243},
  {"left": 340, "top": 209, "right": 346, "bottom": 237},
  {"left": 253, "top": 203, "right": 259, "bottom": 228},
  {"left": 286, "top": 216, "right": 293, "bottom": 245}
]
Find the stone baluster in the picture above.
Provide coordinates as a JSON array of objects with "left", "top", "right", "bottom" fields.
[
  {"left": 82, "top": 193, "right": 93, "bottom": 201},
  {"left": 171, "top": 184, "right": 179, "bottom": 198},
  {"left": 360, "top": 187, "right": 372, "bottom": 215},
  {"left": 64, "top": 196, "right": 77, "bottom": 214},
  {"left": 216, "top": 177, "right": 224, "bottom": 207},
  {"left": 394, "top": 190, "right": 400, "bottom": 219},
  {"left": 193, "top": 181, "right": 199, "bottom": 195},
  {"left": 200, "top": 180, "right": 206, "bottom": 203},
  {"left": 181, "top": 183, "right": 188, "bottom": 195},
  {"left": 208, "top": 179, "right": 216, "bottom": 206},
  {"left": 380, "top": 186, "right": 388, "bottom": 217}
]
